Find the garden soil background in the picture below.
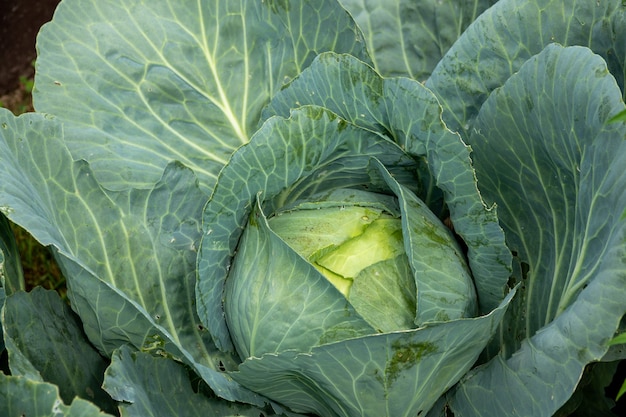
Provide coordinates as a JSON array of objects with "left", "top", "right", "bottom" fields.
[
  {"left": 1, "top": 0, "right": 66, "bottom": 293},
  {"left": 1, "top": 0, "right": 60, "bottom": 96}
]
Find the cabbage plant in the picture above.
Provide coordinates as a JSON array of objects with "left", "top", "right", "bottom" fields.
[{"left": 0, "top": 0, "right": 625, "bottom": 416}]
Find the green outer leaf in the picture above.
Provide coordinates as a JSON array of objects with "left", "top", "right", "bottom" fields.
[
  {"left": 609, "top": 333, "right": 626, "bottom": 346},
  {"left": 3, "top": 335, "right": 42, "bottom": 382},
  {"left": 3, "top": 288, "right": 115, "bottom": 413},
  {"left": 197, "top": 105, "right": 414, "bottom": 353},
  {"left": 608, "top": 108, "right": 626, "bottom": 123},
  {"left": 232, "top": 289, "right": 515, "bottom": 417},
  {"left": 375, "top": 161, "right": 477, "bottom": 324},
  {"left": 0, "top": 372, "right": 113, "bottom": 417},
  {"left": 0, "top": 110, "right": 262, "bottom": 405},
  {"left": 225, "top": 198, "right": 375, "bottom": 359},
  {"left": 554, "top": 361, "right": 619, "bottom": 417},
  {"left": 61, "top": 260, "right": 262, "bottom": 405},
  {"left": 103, "top": 345, "right": 278, "bottom": 417},
  {"left": 0, "top": 205, "right": 24, "bottom": 295},
  {"left": 447, "top": 45, "right": 626, "bottom": 417},
  {"left": 425, "top": 0, "right": 626, "bottom": 137},
  {"left": 34, "top": 0, "right": 369, "bottom": 192},
  {"left": 338, "top": 0, "right": 497, "bottom": 80},
  {"left": 617, "top": 379, "right": 626, "bottom": 401},
  {"left": 262, "top": 52, "right": 511, "bottom": 313}
]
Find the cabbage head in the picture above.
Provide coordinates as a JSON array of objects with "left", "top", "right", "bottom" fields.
[
  {"left": 197, "top": 98, "right": 515, "bottom": 416},
  {"left": 227, "top": 186, "right": 477, "bottom": 358}
]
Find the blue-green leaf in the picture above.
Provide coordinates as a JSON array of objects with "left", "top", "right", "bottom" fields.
[
  {"left": 446, "top": 44, "right": 626, "bottom": 417},
  {"left": 103, "top": 345, "right": 279, "bottom": 417},
  {"left": 376, "top": 162, "right": 477, "bottom": 323},
  {"left": 0, "top": 109, "right": 261, "bottom": 405},
  {"left": 233, "top": 290, "right": 515, "bottom": 417},
  {"left": 338, "top": 0, "right": 497, "bottom": 80},
  {"left": 0, "top": 372, "right": 114, "bottom": 417},
  {"left": 3, "top": 288, "right": 115, "bottom": 413},
  {"left": 34, "top": 0, "right": 369, "bottom": 192},
  {"left": 426, "top": 0, "right": 626, "bottom": 137}
]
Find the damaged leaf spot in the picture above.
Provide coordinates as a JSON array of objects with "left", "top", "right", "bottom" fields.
[{"left": 385, "top": 340, "right": 438, "bottom": 385}]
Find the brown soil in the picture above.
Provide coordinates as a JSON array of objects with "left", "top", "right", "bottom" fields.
[
  {"left": 1, "top": 1, "right": 64, "bottom": 293},
  {"left": 0, "top": 0, "right": 60, "bottom": 95},
  {"left": 0, "top": 78, "right": 33, "bottom": 114}
]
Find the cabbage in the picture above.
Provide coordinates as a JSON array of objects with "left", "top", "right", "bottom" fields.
[
  {"left": 227, "top": 185, "right": 478, "bottom": 351},
  {"left": 197, "top": 102, "right": 515, "bottom": 416},
  {"left": 0, "top": 0, "right": 625, "bottom": 416}
]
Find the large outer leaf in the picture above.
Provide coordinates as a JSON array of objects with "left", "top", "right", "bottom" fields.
[
  {"left": 441, "top": 44, "right": 626, "bottom": 417},
  {"left": 338, "top": 0, "right": 497, "bottom": 80},
  {"left": 0, "top": 109, "right": 262, "bottom": 405},
  {"left": 103, "top": 345, "right": 279, "bottom": 417},
  {"left": 233, "top": 291, "right": 514, "bottom": 417},
  {"left": 3, "top": 288, "right": 115, "bottom": 413},
  {"left": 34, "top": 0, "right": 369, "bottom": 192},
  {"left": 0, "top": 372, "right": 114, "bottom": 417},
  {"left": 262, "top": 53, "right": 511, "bottom": 314},
  {"left": 426, "top": 0, "right": 626, "bottom": 137}
]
